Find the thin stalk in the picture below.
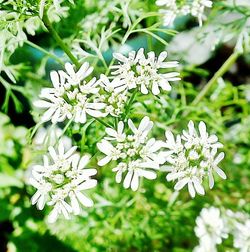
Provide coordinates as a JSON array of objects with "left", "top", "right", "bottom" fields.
[
  {"left": 42, "top": 14, "right": 81, "bottom": 69},
  {"left": 123, "top": 89, "right": 137, "bottom": 120},
  {"left": 25, "top": 40, "right": 64, "bottom": 65},
  {"left": 94, "top": 117, "right": 112, "bottom": 128},
  {"left": 191, "top": 51, "right": 239, "bottom": 106}
]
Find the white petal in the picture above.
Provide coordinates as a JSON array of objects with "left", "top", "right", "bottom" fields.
[
  {"left": 65, "top": 63, "right": 76, "bottom": 78},
  {"left": 64, "top": 146, "right": 77, "bottom": 159},
  {"left": 71, "top": 153, "right": 80, "bottom": 169},
  {"left": 115, "top": 170, "right": 123, "bottom": 183},
  {"left": 193, "top": 179, "right": 205, "bottom": 195},
  {"left": 139, "top": 116, "right": 150, "bottom": 132},
  {"left": 58, "top": 140, "right": 64, "bottom": 156},
  {"left": 174, "top": 178, "right": 189, "bottom": 190},
  {"left": 76, "top": 191, "right": 93, "bottom": 207},
  {"left": 78, "top": 155, "right": 90, "bottom": 169},
  {"left": 79, "top": 110, "right": 87, "bottom": 124},
  {"left": 97, "top": 140, "right": 113, "bottom": 155},
  {"left": 77, "top": 179, "right": 97, "bottom": 190},
  {"left": 128, "top": 119, "right": 137, "bottom": 133},
  {"left": 123, "top": 170, "right": 133, "bottom": 189},
  {"left": 41, "top": 107, "right": 56, "bottom": 122},
  {"left": 138, "top": 169, "right": 157, "bottom": 180},
  {"left": 70, "top": 193, "right": 80, "bottom": 215},
  {"left": 158, "top": 80, "right": 171, "bottom": 91},
  {"left": 86, "top": 109, "right": 105, "bottom": 118},
  {"left": 48, "top": 207, "right": 59, "bottom": 223},
  {"left": 152, "top": 82, "right": 160, "bottom": 95},
  {"left": 215, "top": 167, "right": 226, "bottom": 179},
  {"left": 51, "top": 108, "right": 61, "bottom": 123},
  {"left": 98, "top": 156, "right": 111, "bottom": 166},
  {"left": 199, "top": 121, "right": 207, "bottom": 139},
  {"left": 117, "top": 121, "right": 124, "bottom": 134},
  {"left": 31, "top": 191, "right": 41, "bottom": 205},
  {"left": 208, "top": 171, "right": 214, "bottom": 189},
  {"left": 37, "top": 194, "right": 46, "bottom": 210},
  {"left": 106, "top": 128, "right": 118, "bottom": 138},
  {"left": 215, "top": 152, "right": 225, "bottom": 165},
  {"left": 158, "top": 51, "right": 168, "bottom": 62},
  {"left": 188, "top": 181, "right": 196, "bottom": 198},
  {"left": 80, "top": 169, "right": 97, "bottom": 178},
  {"left": 131, "top": 172, "right": 139, "bottom": 191},
  {"left": 48, "top": 146, "right": 58, "bottom": 162},
  {"left": 141, "top": 84, "right": 148, "bottom": 94},
  {"left": 166, "top": 172, "right": 183, "bottom": 181},
  {"left": 113, "top": 52, "right": 128, "bottom": 62},
  {"left": 34, "top": 100, "right": 53, "bottom": 108},
  {"left": 50, "top": 71, "right": 60, "bottom": 89}
]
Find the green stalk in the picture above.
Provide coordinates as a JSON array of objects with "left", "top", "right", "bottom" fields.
[
  {"left": 94, "top": 117, "right": 112, "bottom": 128},
  {"left": 123, "top": 89, "right": 137, "bottom": 120},
  {"left": 25, "top": 40, "right": 64, "bottom": 65},
  {"left": 191, "top": 52, "right": 239, "bottom": 106},
  {"left": 42, "top": 14, "right": 81, "bottom": 69}
]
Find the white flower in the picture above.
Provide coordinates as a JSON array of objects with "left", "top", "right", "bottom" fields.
[
  {"left": 34, "top": 63, "right": 107, "bottom": 124},
  {"left": 29, "top": 140, "right": 97, "bottom": 223},
  {"left": 191, "top": 0, "right": 213, "bottom": 26},
  {"left": 96, "top": 74, "right": 128, "bottom": 117},
  {"left": 33, "top": 126, "right": 72, "bottom": 150},
  {"left": 111, "top": 48, "right": 180, "bottom": 95},
  {"left": 24, "top": 16, "right": 42, "bottom": 36},
  {"left": 99, "top": 74, "right": 127, "bottom": 94},
  {"left": 60, "top": 62, "right": 94, "bottom": 86},
  {"left": 97, "top": 116, "right": 162, "bottom": 191},
  {"left": 194, "top": 207, "right": 228, "bottom": 250},
  {"left": 233, "top": 220, "right": 250, "bottom": 252},
  {"left": 105, "top": 121, "right": 126, "bottom": 142},
  {"left": 156, "top": 0, "right": 212, "bottom": 27},
  {"left": 161, "top": 121, "right": 226, "bottom": 198},
  {"left": 47, "top": 0, "right": 70, "bottom": 23},
  {"left": 128, "top": 116, "right": 154, "bottom": 144}
]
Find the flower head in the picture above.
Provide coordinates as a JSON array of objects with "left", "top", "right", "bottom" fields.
[
  {"left": 156, "top": 0, "right": 212, "bottom": 27},
  {"left": 97, "top": 116, "right": 163, "bottom": 191},
  {"left": 29, "top": 140, "right": 97, "bottom": 223},
  {"left": 194, "top": 207, "right": 228, "bottom": 251},
  {"left": 161, "top": 121, "right": 226, "bottom": 198},
  {"left": 111, "top": 48, "right": 180, "bottom": 95},
  {"left": 95, "top": 74, "right": 128, "bottom": 117},
  {"left": 233, "top": 219, "right": 250, "bottom": 252},
  {"left": 34, "top": 63, "right": 107, "bottom": 124}
]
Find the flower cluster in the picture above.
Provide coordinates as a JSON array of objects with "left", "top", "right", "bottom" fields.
[
  {"left": 161, "top": 121, "right": 226, "bottom": 198},
  {"left": 194, "top": 207, "right": 250, "bottom": 252},
  {"left": 30, "top": 140, "right": 97, "bottom": 223},
  {"left": 97, "top": 116, "right": 163, "bottom": 191},
  {"left": 30, "top": 47, "right": 228, "bottom": 223},
  {"left": 39, "top": 0, "right": 74, "bottom": 22},
  {"left": 156, "top": 0, "right": 213, "bottom": 27},
  {"left": 0, "top": 10, "right": 41, "bottom": 53},
  {"left": 111, "top": 48, "right": 180, "bottom": 95},
  {"left": 96, "top": 75, "right": 128, "bottom": 117},
  {"left": 194, "top": 207, "right": 228, "bottom": 251},
  {"left": 34, "top": 63, "right": 107, "bottom": 124}
]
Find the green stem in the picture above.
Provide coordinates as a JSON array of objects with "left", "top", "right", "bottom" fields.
[
  {"left": 42, "top": 14, "right": 81, "bottom": 69},
  {"left": 191, "top": 52, "right": 239, "bottom": 106},
  {"left": 94, "top": 117, "right": 112, "bottom": 128},
  {"left": 25, "top": 40, "right": 64, "bottom": 65},
  {"left": 123, "top": 89, "right": 137, "bottom": 120}
]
